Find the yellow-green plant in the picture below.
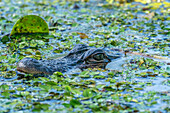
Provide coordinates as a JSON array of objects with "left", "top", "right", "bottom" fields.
[{"left": 10, "top": 15, "right": 49, "bottom": 36}]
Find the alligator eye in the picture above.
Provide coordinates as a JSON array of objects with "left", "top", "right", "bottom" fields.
[{"left": 93, "top": 53, "right": 104, "bottom": 61}]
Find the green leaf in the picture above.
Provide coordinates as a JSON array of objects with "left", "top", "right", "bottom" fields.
[
  {"left": 10, "top": 15, "right": 49, "bottom": 36},
  {"left": 19, "top": 42, "right": 29, "bottom": 48},
  {"left": 1, "top": 91, "right": 10, "bottom": 98},
  {"left": 83, "top": 89, "right": 93, "bottom": 98},
  {"left": 0, "top": 84, "right": 9, "bottom": 90},
  {"left": 62, "top": 103, "right": 71, "bottom": 108},
  {"left": 80, "top": 70, "right": 89, "bottom": 75},
  {"left": 45, "top": 81, "right": 58, "bottom": 86},
  {"left": 53, "top": 72, "right": 63, "bottom": 77},
  {"left": 0, "top": 55, "right": 7, "bottom": 60},
  {"left": 94, "top": 75, "right": 105, "bottom": 79},
  {"left": 1, "top": 34, "right": 10, "bottom": 43},
  {"left": 65, "top": 85, "right": 72, "bottom": 92},
  {"left": 79, "top": 70, "right": 90, "bottom": 78},
  {"left": 70, "top": 99, "right": 81, "bottom": 107},
  {"left": 39, "top": 85, "right": 51, "bottom": 91},
  {"left": 32, "top": 103, "right": 50, "bottom": 112}
]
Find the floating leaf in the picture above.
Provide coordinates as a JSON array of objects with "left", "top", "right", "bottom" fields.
[
  {"left": 94, "top": 75, "right": 105, "bottom": 79},
  {"left": 139, "top": 59, "right": 144, "bottom": 66},
  {"left": 1, "top": 91, "right": 10, "bottom": 98},
  {"left": 32, "top": 103, "right": 50, "bottom": 112},
  {"left": 1, "top": 34, "right": 10, "bottom": 44},
  {"left": 0, "top": 84, "right": 9, "bottom": 90},
  {"left": 62, "top": 103, "right": 71, "bottom": 108},
  {"left": 83, "top": 89, "right": 93, "bottom": 98},
  {"left": 70, "top": 99, "right": 81, "bottom": 107},
  {"left": 10, "top": 15, "right": 49, "bottom": 36},
  {"left": 53, "top": 72, "right": 63, "bottom": 77},
  {"left": 65, "top": 85, "right": 72, "bottom": 92}
]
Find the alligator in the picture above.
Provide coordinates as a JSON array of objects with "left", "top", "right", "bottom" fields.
[{"left": 17, "top": 44, "right": 121, "bottom": 75}]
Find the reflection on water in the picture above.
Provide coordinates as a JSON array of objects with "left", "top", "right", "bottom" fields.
[
  {"left": 106, "top": 54, "right": 170, "bottom": 91},
  {"left": 106, "top": 56, "right": 132, "bottom": 71}
]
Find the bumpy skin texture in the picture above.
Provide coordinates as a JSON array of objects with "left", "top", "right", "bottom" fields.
[{"left": 17, "top": 44, "right": 120, "bottom": 75}]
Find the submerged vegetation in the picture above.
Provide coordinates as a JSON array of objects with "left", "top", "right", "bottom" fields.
[{"left": 0, "top": 0, "right": 169, "bottom": 112}]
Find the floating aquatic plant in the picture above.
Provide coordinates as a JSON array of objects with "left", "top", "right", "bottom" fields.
[{"left": 10, "top": 15, "right": 49, "bottom": 36}]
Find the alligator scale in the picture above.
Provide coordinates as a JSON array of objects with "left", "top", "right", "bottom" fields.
[{"left": 17, "top": 44, "right": 121, "bottom": 75}]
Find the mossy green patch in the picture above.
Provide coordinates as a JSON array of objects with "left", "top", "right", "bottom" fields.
[{"left": 10, "top": 15, "right": 49, "bottom": 36}]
